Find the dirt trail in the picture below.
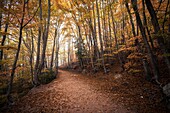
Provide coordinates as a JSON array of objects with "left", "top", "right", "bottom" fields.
[{"left": 9, "top": 70, "right": 131, "bottom": 113}]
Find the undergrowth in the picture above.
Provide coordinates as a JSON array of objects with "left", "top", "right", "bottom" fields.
[{"left": 0, "top": 69, "right": 56, "bottom": 109}]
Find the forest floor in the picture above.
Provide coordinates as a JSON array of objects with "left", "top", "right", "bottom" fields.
[{"left": 5, "top": 65, "right": 168, "bottom": 113}]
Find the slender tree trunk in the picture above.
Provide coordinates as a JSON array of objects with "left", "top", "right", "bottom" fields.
[
  {"left": 111, "top": 7, "right": 124, "bottom": 71},
  {"left": 92, "top": 2, "right": 100, "bottom": 60},
  {"left": 1, "top": 23, "right": 9, "bottom": 58},
  {"left": 54, "top": 22, "right": 60, "bottom": 75},
  {"left": 121, "top": 9, "right": 126, "bottom": 45},
  {"left": 142, "top": 0, "right": 155, "bottom": 50},
  {"left": 88, "top": 25, "right": 94, "bottom": 69},
  {"left": 108, "top": 4, "right": 112, "bottom": 52},
  {"left": 55, "top": 33, "right": 59, "bottom": 75},
  {"left": 33, "top": 0, "right": 42, "bottom": 85},
  {"left": 143, "top": 59, "right": 152, "bottom": 81},
  {"left": 96, "top": 0, "right": 107, "bottom": 73},
  {"left": 145, "top": 0, "right": 170, "bottom": 72},
  {"left": 0, "top": 0, "right": 11, "bottom": 71},
  {"left": 7, "top": 1, "right": 26, "bottom": 104},
  {"left": 0, "top": 1, "right": 4, "bottom": 46},
  {"left": 50, "top": 28, "right": 57, "bottom": 70},
  {"left": 0, "top": 1, "right": 3, "bottom": 70},
  {"left": 83, "top": 23, "right": 94, "bottom": 68},
  {"left": 38, "top": 0, "right": 51, "bottom": 74},
  {"left": 30, "top": 29, "right": 34, "bottom": 84},
  {"left": 136, "top": 21, "right": 139, "bottom": 36},
  {"left": 24, "top": 30, "right": 34, "bottom": 84},
  {"left": 0, "top": 1, "right": 2, "bottom": 31},
  {"left": 131, "top": 0, "right": 160, "bottom": 80},
  {"left": 88, "top": 18, "right": 99, "bottom": 60},
  {"left": 0, "top": 23, "right": 9, "bottom": 70},
  {"left": 68, "top": 38, "right": 71, "bottom": 68},
  {"left": 125, "top": 1, "right": 136, "bottom": 37},
  {"left": 102, "top": 0, "right": 107, "bottom": 50},
  {"left": 77, "top": 25, "right": 84, "bottom": 69}
]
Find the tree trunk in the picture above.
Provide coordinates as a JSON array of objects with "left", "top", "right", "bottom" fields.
[
  {"left": 108, "top": 4, "right": 112, "bottom": 52},
  {"left": 33, "top": 0, "right": 42, "bottom": 86},
  {"left": 30, "top": 29, "right": 34, "bottom": 84},
  {"left": 83, "top": 23, "right": 94, "bottom": 68},
  {"left": 50, "top": 28, "right": 57, "bottom": 70},
  {"left": 131, "top": 0, "right": 160, "bottom": 80},
  {"left": 96, "top": 0, "right": 107, "bottom": 73},
  {"left": 102, "top": 0, "right": 107, "bottom": 50},
  {"left": 92, "top": 2, "right": 100, "bottom": 60},
  {"left": 0, "top": 1, "right": 2, "bottom": 31},
  {"left": 68, "top": 38, "right": 71, "bottom": 68},
  {"left": 125, "top": 1, "right": 136, "bottom": 37},
  {"left": 121, "top": 10, "right": 126, "bottom": 45},
  {"left": 39, "top": 0, "right": 51, "bottom": 74},
  {"left": 142, "top": 0, "right": 155, "bottom": 50},
  {"left": 7, "top": 1, "right": 26, "bottom": 104},
  {"left": 0, "top": 0, "right": 11, "bottom": 71},
  {"left": 87, "top": 24, "right": 94, "bottom": 69},
  {"left": 0, "top": 23, "right": 9, "bottom": 70},
  {"left": 143, "top": 59, "right": 152, "bottom": 81},
  {"left": 110, "top": 6, "right": 124, "bottom": 71},
  {"left": 145, "top": 0, "right": 170, "bottom": 72},
  {"left": 55, "top": 35, "right": 59, "bottom": 75},
  {"left": 77, "top": 25, "right": 84, "bottom": 69}
]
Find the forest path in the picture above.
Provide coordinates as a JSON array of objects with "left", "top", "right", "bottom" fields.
[{"left": 9, "top": 70, "right": 131, "bottom": 113}]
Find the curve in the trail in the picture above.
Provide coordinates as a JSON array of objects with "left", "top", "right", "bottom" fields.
[{"left": 9, "top": 70, "right": 131, "bottom": 113}]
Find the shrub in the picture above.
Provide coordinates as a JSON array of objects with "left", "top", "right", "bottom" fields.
[
  {"left": 39, "top": 70, "right": 56, "bottom": 84},
  {"left": 0, "top": 75, "right": 33, "bottom": 109}
]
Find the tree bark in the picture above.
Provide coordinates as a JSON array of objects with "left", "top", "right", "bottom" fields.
[
  {"left": 0, "top": 0, "right": 11, "bottom": 71},
  {"left": 131, "top": 0, "right": 160, "bottom": 80},
  {"left": 38, "top": 0, "right": 51, "bottom": 74},
  {"left": 125, "top": 1, "right": 136, "bottom": 37},
  {"left": 7, "top": 0, "right": 26, "bottom": 104},
  {"left": 33, "top": 0, "right": 42, "bottom": 85},
  {"left": 0, "top": 23, "right": 9, "bottom": 71},
  {"left": 96, "top": 0, "right": 107, "bottom": 73},
  {"left": 108, "top": 3, "right": 113, "bottom": 51},
  {"left": 55, "top": 34, "right": 59, "bottom": 75},
  {"left": 102, "top": 0, "right": 107, "bottom": 50},
  {"left": 0, "top": 1, "right": 2, "bottom": 31},
  {"left": 145, "top": 0, "right": 170, "bottom": 72},
  {"left": 92, "top": 2, "right": 100, "bottom": 60},
  {"left": 77, "top": 25, "right": 84, "bottom": 69},
  {"left": 50, "top": 28, "right": 57, "bottom": 70},
  {"left": 142, "top": 0, "right": 155, "bottom": 50},
  {"left": 30, "top": 29, "right": 34, "bottom": 84},
  {"left": 110, "top": 6, "right": 124, "bottom": 71},
  {"left": 143, "top": 59, "right": 151, "bottom": 81},
  {"left": 67, "top": 38, "right": 71, "bottom": 68}
]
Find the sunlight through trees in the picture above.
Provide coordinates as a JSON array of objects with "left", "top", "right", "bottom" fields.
[{"left": 0, "top": 0, "right": 169, "bottom": 110}]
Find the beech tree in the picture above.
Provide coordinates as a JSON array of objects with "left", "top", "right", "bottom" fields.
[
  {"left": 7, "top": 0, "right": 38, "bottom": 103},
  {"left": 0, "top": 0, "right": 169, "bottom": 107}
]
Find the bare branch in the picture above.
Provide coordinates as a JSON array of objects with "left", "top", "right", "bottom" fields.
[{"left": 22, "top": 6, "right": 39, "bottom": 28}]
